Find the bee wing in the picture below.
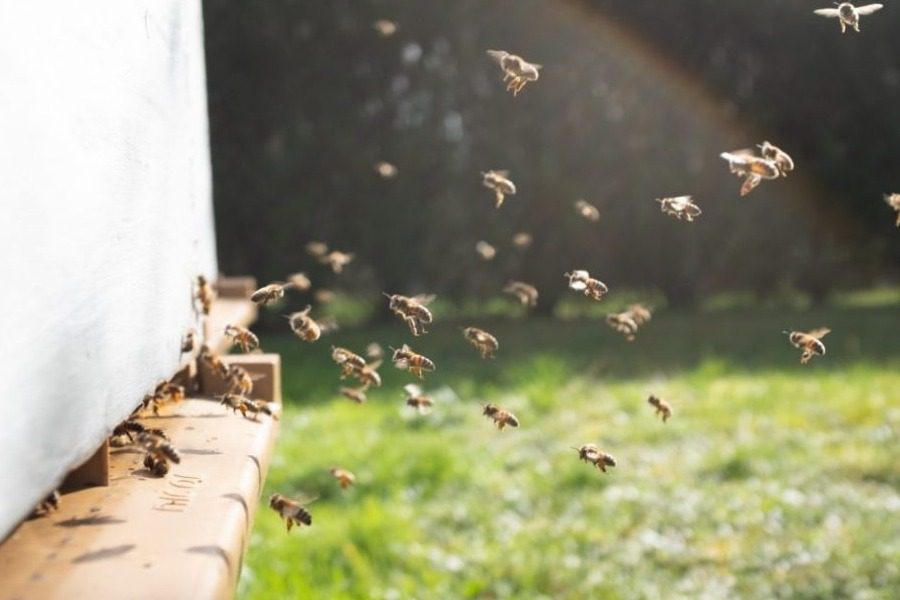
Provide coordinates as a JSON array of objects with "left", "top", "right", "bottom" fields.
[
  {"left": 813, "top": 8, "right": 841, "bottom": 17},
  {"left": 568, "top": 280, "right": 587, "bottom": 291},
  {"left": 486, "top": 49, "right": 508, "bottom": 63},
  {"left": 403, "top": 383, "right": 422, "bottom": 397},
  {"left": 394, "top": 358, "right": 409, "bottom": 370},
  {"left": 493, "top": 170, "right": 510, "bottom": 178},
  {"left": 807, "top": 327, "right": 831, "bottom": 339},
  {"left": 294, "top": 493, "right": 320, "bottom": 506},
  {"left": 856, "top": 4, "right": 883, "bottom": 16},
  {"left": 411, "top": 294, "right": 436, "bottom": 305},
  {"left": 367, "top": 359, "right": 383, "bottom": 371}
]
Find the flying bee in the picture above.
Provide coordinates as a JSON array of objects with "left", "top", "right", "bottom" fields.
[
  {"left": 330, "top": 467, "right": 356, "bottom": 489},
  {"left": 375, "top": 160, "right": 398, "bottom": 178},
  {"left": 194, "top": 275, "right": 215, "bottom": 316},
  {"left": 31, "top": 490, "right": 60, "bottom": 517},
  {"left": 486, "top": 49, "right": 542, "bottom": 96},
  {"left": 656, "top": 195, "right": 702, "bottom": 222},
  {"left": 305, "top": 241, "right": 329, "bottom": 258},
  {"left": 322, "top": 250, "right": 354, "bottom": 274},
  {"left": 136, "top": 432, "right": 180, "bottom": 477},
  {"left": 475, "top": 240, "right": 497, "bottom": 261},
  {"left": 814, "top": 3, "right": 883, "bottom": 33},
  {"left": 286, "top": 305, "right": 322, "bottom": 342},
  {"left": 384, "top": 293, "right": 435, "bottom": 336},
  {"left": 481, "top": 170, "right": 516, "bottom": 208},
  {"left": 354, "top": 360, "right": 383, "bottom": 389},
  {"left": 573, "top": 444, "right": 616, "bottom": 473},
  {"left": 403, "top": 384, "right": 434, "bottom": 414},
  {"left": 226, "top": 364, "right": 264, "bottom": 396},
  {"left": 625, "top": 303, "right": 653, "bottom": 326},
  {"left": 250, "top": 281, "right": 295, "bottom": 306},
  {"left": 482, "top": 403, "right": 519, "bottom": 430},
  {"left": 269, "top": 493, "right": 316, "bottom": 532},
  {"left": 286, "top": 272, "right": 311, "bottom": 291},
  {"left": 463, "top": 327, "right": 499, "bottom": 359},
  {"left": 340, "top": 386, "right": 368, "bottom": 404},
  {"left": 504, "top": 281, "right": 538, "bottom": 307},
  {"left": 366, "top": 342, "right": 384, "bottom": 361},
  {"left": 512, "top": 232, "right": 533, "bottom": 249},
  {"left": 564, "top": 270, "right": 609, "bottom": 301},
  {"left": 199, "top": 345, "right": 230, "bottom": 381},
  {"left": 606, "top": 311, "right": 639, "bottom": 341},
  {"left": 224, "top": 324, "right": 260, "bottom": 353},
  {"left": 884, "top": 193, "right": 900, "bottom": 226},
  {"left": 784, "top": 327, "right": 831, "bottom": 364},
  {"left": 391, "top": 344, "right": 435, "bottom": 379},
  {"left": 758, "top": 141, "right": 794, "bottom": 176},
  {"left": 372, "top": 19, "right": 398, "bottom": 37},
  {"left": 314, "top": 289, "right": 336, "bottom": 304},
  {"left": 181, "top": 329, "right": 196, "bottom": 354},
  {"left": 331, "top": 346, "right": 367, "bottom": 378},
  {"left": 647, "top": 395, "right": 673, "bottom": 422},
  {"left": 720, "top": 149, "right": 781, "bottom": 196},
  {"left": 574, "top": 199, "right": 601, "bottom": 222}
]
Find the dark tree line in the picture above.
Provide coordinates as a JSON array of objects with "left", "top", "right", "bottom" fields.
[{"left": 203, "top": 0, "right": 899, "bottom": 313}]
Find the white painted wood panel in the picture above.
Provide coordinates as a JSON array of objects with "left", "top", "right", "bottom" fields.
[{"left": 0, "top": 1, "right": 216, "bottom": 538}]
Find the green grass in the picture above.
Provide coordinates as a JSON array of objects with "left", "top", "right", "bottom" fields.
[{"left": 239, "top": 307, "right": 900, "bottom": 599}]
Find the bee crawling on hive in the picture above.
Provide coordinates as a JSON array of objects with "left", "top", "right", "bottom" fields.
[
  {"left": 219, "top": 393, "right": 277, "bottom": 421},
  {"left": 784, "top": 327, "right": 831, "bottom": 364},
  {"left": 224, "top": 324, "right": 260, "bottom": 353},
  {"left": 573, "top": 444, "right": 616, "bottom": 473},
  {"left": 269, "top": 493, "right": 316, "bottom": 532},
  {"left": 194, "top": 275, "right": 215, "bottom": 316},
  {"left": 286, "top": 305, "right": 322, "bottom": 343},
  {"left": 656, "top": 195, "right": 702, "bottom": 222},
  {"left": 140, "top": 380, "right": 186, "bottom": 416},
  {"left": 180, "top": 329, "right": 196, "bottom": 354},
  {"left": 463, "top": 327, "right": 499, "bottom": 359},
  {"left": 384, "top": 292, "right": 435, "bottom": 336},
  {"left": 884, "top": 193, "right": 900, "bottom": 227},
  {"left": 814, "top": 3, "right": 883, "bottom": 33},
  {"left": 391, "top": 344, "right": 435, "bottom": 379},
  {"left": 486, "top": 49, "right": 542, "bottom": 96},
  {"left": 136, "top": 432, "right": 180, "bottom": 477},
  {"left": 31, "top": 490, "right": 60, "bottom": 518},
  {"left": 647, "top": 395, "right": 673, "bottom": 423},
  {"left": 564, "top": 270, "right": 608, "bottom": 301},
  {"left": 481, "top": 170, "right": 516, "bottom": 208},
  {"left": 111, "top": 419, "right": 168, "bottom": 448},
  {"left": 504, "top": 281, "right": 538, "bottom": 308},
  {"left": 574, "top": 199, "right": 600, "bottom": 222},
  {"left": 482, "top": 403, "right": 519, "bottom": 430},
  {"left": 404, "top": 384, "right": 434, "bottom": 414},
  {"left": 330, "top": 467, "right": 356, "bottom": 489}
]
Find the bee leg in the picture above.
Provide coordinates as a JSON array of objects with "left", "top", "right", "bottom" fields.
[
  {"left": 286, "top": 519, "right": 293, "bottom": 532},
  {"left": 495, "top": 189, "right": 504, "bottom": 208}
]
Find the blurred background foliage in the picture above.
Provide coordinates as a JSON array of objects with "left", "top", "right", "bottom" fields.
[{"left": 203, "top": 0, "right": 899, "bottom": 313}]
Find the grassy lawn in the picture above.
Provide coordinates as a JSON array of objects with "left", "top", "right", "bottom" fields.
[{"left": 238, "top": 306, "right": 900, "bottom": 599}]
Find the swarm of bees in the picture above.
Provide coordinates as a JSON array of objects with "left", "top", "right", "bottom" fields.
[
  {"left": 784, "top": 327, "right": 831, "bottom": 364},
  {"left": 656, "top": 196, "right": 702, "bottom": 222},
  {"left": 814, "top": 3, "right": 883, "bottom": 33},
  {"left": 463, "top": 327, "right": 499, "bottom": 359},
  {"left": 574, "top": 444, "right": 616, "bottom": 473},
  {"left": 574, "top": 199, "right": 600, "bottom": 222},
  {"left": 720, "top": 141, "right": 793, "bottom": 196},
  {"left": 565, "top": 270, "right": 609, "bottom": 301},
  {"left": 647, "top": 395, "right": 673, "bottom": 423},
  {"left": 504, "top": 281, "right": 538, "bottom": 307},
  {"left": 482, "top": 403, "right": 519, "bottom": 430},
  {"left": 481, "top": 170, "right": 516, "bottom": 208},
  {"left": 487, "top": 50, "right": 541, "bottom": 96}
]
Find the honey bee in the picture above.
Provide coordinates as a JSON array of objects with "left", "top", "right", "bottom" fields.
[
  {"left": 372, "top": 19, "right": 398, "bottom": 37},
  {"left": 141, "top": 381, "right": 186, "bottom": 416},
  {"left": 574, "top": 199, "right": 600, "bottom": 222},
  {"left": 720, "top": 148, "right": 783, "bottom": 196},
  {"left": 286, "top": 305, "right": 322, "bottom": 342},
  {"left": 136, "top": 432, "right": 180, "bottom": 477},
  {"left": 463, "top": 327, "right": 499, "bottom": 359},
  {"left": 486, "top": 49, "right": 542, "bottom": 96},
  {"left": 512, "top": 232, "right": 533, "bottom": 249},
  {"left": 814, "top": 3, "right": 883, "bottom": 33},
  {"left": 199, "top": 344, "right": 230, "bottom": 381},
  {"left": 375, "top": 160, "right": 398, "bottom": 178},
  {"left": 250, "top": 281, "right": 295, "bottom": 306},
  {"left": 656, "top": 196, "right": 702, "bottom": 222},
  {"left": 366, "top": 342, "right": 384, "bottom": 361},
  {"left": 647, "top": 395, "right": 673, "bottom": 422},
  {"left": 625, "top": 303, "right": 653, "bottom": 326},
  {"left": 331, "top": 346, "right": 367, "bottom": 378},
  {"left": 564, "top": 270, "right": 609, "bottom": 301},
  {"left": 403, "top": 384, "right": 434, "bottom": 414},
  {"left": 573, "top": 444, "right": 616, "bottom": 473},
  {"left": 322, "top": 250, "right": 354, "bottom": 274},
  {"left": 305, "top": 241, "right": 329, "bottom": 258},
  {"left": 286, "top": 272, "right": 312, "bottom": 291},
  {"left": 181, "top": 329, "right": 196, "bottom": 354},
  {"left": 225, "top": 324, "right": 260, "bottom": 353},
  {"left": 758, "top": 141, "right": 794, "bottom": 176},
  {"left": 384, "top": 293, "right": 435, "bottom": 336},
  {"left": 504, "top": 281, "right": 538, "bottom": 307},
  {"left": 475, "top": 240, "right": 497, "bottom": 261},
  {"left": 226, "top": 364, "right": 264, "bottom": 396},
  {"left": 269, "top": 493, "right": 315, "bottom": 532},
  {"left": 884, "top": 193, "right": 900, "bottom": 226},
  {"left": 391, "top": 344, "right": 435, "bottom": 379},
  {"left": 340, "top": 386, "right": 368, "bottom": 404},
  {"left": 31, "top": 490, "right": 60, "bottom": 517},
  {"left": 481, "top": 170, "right": 516, "bottom": 208},
  {"left": 605, "top": 311, "right": 639, "bottom": 341},
  {"left": 330, "top": 467, "right": 356, "bottom": 489},
  {"left": 220, "top": 393, "right": 275, "bottom": 420},
  {"left": 355, "top": 360, "right": 383, "bottom": 389},
  {"left": 195, "top": 275, "right": 215, "bottom": 316},
  {"left": 481, "top": 403, "right": 519, "bottom": 430},
  {"left": 784, "top": 327, "right": 831, "bottom": 364},
  {"left": 111, "top": 420, "right": 168, "bottom": 447}
]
